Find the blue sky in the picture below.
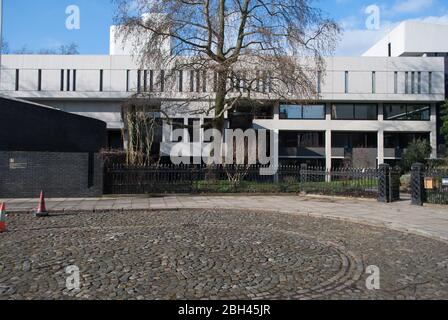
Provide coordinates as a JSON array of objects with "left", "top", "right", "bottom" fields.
[{"left": 2, "top": 0, "right": 448, "bottom": 56}]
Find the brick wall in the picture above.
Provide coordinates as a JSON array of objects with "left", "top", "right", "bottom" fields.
[{"left": 0, "top": 151, "right": 103, "bottom": 198}]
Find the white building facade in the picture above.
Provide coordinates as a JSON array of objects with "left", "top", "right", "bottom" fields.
[{"left": 0, "top": 21, "right": 446, "bottom": 169}]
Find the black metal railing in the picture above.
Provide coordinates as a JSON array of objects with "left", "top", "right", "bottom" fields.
[
  {"left": 104, "top": 163, "right": 380, "bottom": 198},
  {"left": 422, "top": 168, "right": 448, "bottom": 205}
]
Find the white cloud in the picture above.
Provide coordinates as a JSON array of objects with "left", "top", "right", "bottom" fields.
[
  {"left": 411, "top": 13, "right": 448, "bottom": 24},
  {"left": 335, "top": 20, "right": 398, "bottom": 56},
  {"left": 335, "top": 10, "right": 448, "bottom": 56},
  {"left": 392, "top": 0, "right": 433, "bottom": 14}
]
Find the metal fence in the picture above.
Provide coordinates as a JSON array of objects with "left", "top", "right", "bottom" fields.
[
  {"left": 422, "top": 168, "right": 448, "bottom": 205},
  {"left": 300, "top": 166, "right": 379, "bottom": 198},
  {"left": 104, "top": 164, "right": 379, "bottom": 198}
]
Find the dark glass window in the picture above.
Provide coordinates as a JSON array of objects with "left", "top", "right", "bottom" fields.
[
  {"left": 279, "top": 131, "right": 325, "bottom": 148},
  {"left": 332, "top": 104, "right": 377, "bottom": 120},
  {"left": 172, "top": 118, "right": 185, "bottom": 142},
  {"left": 332, "top": 132, "right": 377, "bottom": 148},
  {"left": 37, "top": 69, "right": 42, "bottom": 91},
  {"left": 72, "top": 70, "right": 77, "bottom": 92},
  {"left": 383, "top": 104, "right": 430, "bottom": 121},
  {"left": 280, "top": 104, "right": 325, "bottom": 120},
  {"left": 178, "top": 70, "right": 183, "bottom": 92},
  {"left": 188, "top": 119, "right": 201, "bottom": 142},
  {"left": 332, "top": 104, "right": 353, "bottom": 119},
  {"left": 99, "top": 69, "right": 104, "bottom": 92},
  {"left": 15, "top": 69, "right": 19, "bottom": 91},
  {"left": 384, "top": 132, "right": 430, "bottom": 149},
  {"left": 354, "top": 104, "right": 377, "bottom": 120}
]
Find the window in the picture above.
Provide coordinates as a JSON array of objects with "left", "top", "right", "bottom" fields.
[
  {"left": 384, "top": 132, "right": 430, "bottom": 149},
  {"left": 383, "top": 104, "right": 430, "bottom": 121},
  {"left": 196, "top": 70, "right": 200, "bottom": 93},
  {"left": 388, "top": 43, "right": 392, "bottom": 57},
  {"left": 66, "top": 69, "right": 71, "bottom": 92},
  {"left": 405, "top": 72, "right": 409, "bottom": 94},
  {"left": 160, "top": 70, "right": 165, "bottom": 92},
  {"left": 126, "top": 70, "right": 130, "bottom": 92},
  {"left": 72, "top": 70, "right": 77, "bottom": 92},
  {"left": 143, "top": 70, "right": 148, "bottom": 92},
  {"left": 202, "top": 70, "right": 207, "bottom": 92},
  {"left": 418, "top": 72, "right": 421, "bottom": 94},
  {"left": 344, "top": 71, "right": 349, "bottom": 94},
  {"left": 372, "top": 71, "right": 376, "bottom": 94},
  {"left": 332, "top": 132, "right": 377, "bottom": 148},
  {"left": 37, "top": 69, "right": 42, "bottom": 91},
  {"left": 149, "top": 70, "right": 154, "bottom": 92},
  {"left": 15, "top": 69, "right": 19, "bottom": 91},
  {"left": 279, "top": 131, "right": 325, "bottom": 149},
  {"left": 280, "top": 104, "right": 325, "bottom": 120},
  {"left": 332, "top": 104, "right": 377, "bottom": 120},
  {"left": 60, "top": 70, "right": 64, "bottom": 91},
  {"left": 188, "top": 119, "right": 201, "bottom": 142},
  {"left": 317, "top": 71, "right": 322, "bottom": 94},
  {"left": 99, "top": 70, "right": 104, "bottom": 92},
  {"left": 190, "top": 70, "right": 195, "bottom": 92},
  {"left": 394, "top": 72, "right": 398, "bottom": 94},
  {"left": 178, "top": 70, "right": 183, "bottom": 92},
  {"left": 137, "top": 70, "right": 141, "bottom": 93},
  {"left": 355, "top": 104, "right": 378, "bottom": 120},
  {"left": 428, "top": 72, "right": 432, "bottom": 94},
  {"left": 171, "top": 118, "right": 185, "bottom": 142},
  {"left": 411, "top": 72, "right": 415, "bottom": 94}
]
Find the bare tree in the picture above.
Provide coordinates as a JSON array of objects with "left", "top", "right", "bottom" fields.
[
  {"left": 38, "top": 42, "right": 80, "bottom": 55},
  {"left": 0, "top": 40, "right": 9, "bottom": 54},
  {"left": 114, "top": 0, "right": 340, "bottom": 130}
]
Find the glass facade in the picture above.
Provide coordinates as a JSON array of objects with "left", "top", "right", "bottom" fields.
[
  {"left": 332, "top": 104, "right": 377, "bottom": 120},
  {"left": 383, "top": 104, "right": 430, "bottom": 121},
  {"left": 280, "top": 131, "right": 325, "bottom": 148},
  {"left": 280, "top": 104, "right": 325, "bottom": 120}
]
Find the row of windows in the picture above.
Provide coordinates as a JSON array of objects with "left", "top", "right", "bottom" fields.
[
  {"left": 12, "top": 69, "right": 436, "bottom": 95},
  {"left": 279, "top": 131, "right": 430, "bottom": 149},
  {"left": 14, "top": 69, "right": 77, "bottom": 92},
  {"left": 279, "top": 103, "right": 431, "bottom": 121},
  {"left": 343, "top": 71, "right": 434, "bottom": 94}
]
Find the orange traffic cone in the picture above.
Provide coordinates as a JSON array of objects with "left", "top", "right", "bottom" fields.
[
  {"left": 34, "top": 191, "right": 49, "bottom": 217},
  {"left": 0, "top": 202, "right": 6, "bottom": 233}
]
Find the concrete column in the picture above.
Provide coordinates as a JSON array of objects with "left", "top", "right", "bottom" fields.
[
  {"left": 377, "top": 130, "right": 384, "bottom": 166},
  {"left": 430, "top": 103, "right": 438, "bottom": 159},
  {"left": 325, "top": 103, "right": 332, "bottom": 171},
  {"left": 325, "top": 130, "right": 332, "bottom": 171},
  {"left": 377, "top": 103, "right": 384, "bottom": 166},
  {"left": 273, "top": 101, "right": 280, "bottom": 120}
]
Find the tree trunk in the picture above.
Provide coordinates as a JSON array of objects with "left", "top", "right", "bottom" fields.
[{"left": 214, "top": 70, "right": 227, "bottom": 132}]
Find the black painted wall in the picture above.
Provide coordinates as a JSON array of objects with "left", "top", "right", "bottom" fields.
[
  {"left": 0, "top": 97, "right": 107, "bottom": 198},
  {"left": 0, "top": 97, "right": 106, "bottom": 152}
]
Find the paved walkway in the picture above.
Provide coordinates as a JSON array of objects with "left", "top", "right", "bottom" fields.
[{"left": 1, "top": 195, "right": 448, "bottom": 242}]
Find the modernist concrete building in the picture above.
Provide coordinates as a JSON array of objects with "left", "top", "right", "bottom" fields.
[{"left": 0, "top": 21, "right": 446, "bottom": 169}]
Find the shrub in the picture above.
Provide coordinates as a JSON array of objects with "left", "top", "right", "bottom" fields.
[{"left": 400, "top": 139, "right": 432, "bottom": 173}]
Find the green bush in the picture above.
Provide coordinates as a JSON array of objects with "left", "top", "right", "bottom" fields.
[{"left": 400, "top": 139, "right": 432, "bottom": 173}]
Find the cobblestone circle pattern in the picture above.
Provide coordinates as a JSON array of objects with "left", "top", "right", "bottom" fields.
[{"left": 1, "top": 209, "right": 448, "bottom": 299}]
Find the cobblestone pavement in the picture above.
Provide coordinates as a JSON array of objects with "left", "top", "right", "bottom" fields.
[
  {"left": 2, "top": 195, "right": 448, "bottom": 241},
  {"left": 1, "top": 209, "right": 448, "bottom": 300}
]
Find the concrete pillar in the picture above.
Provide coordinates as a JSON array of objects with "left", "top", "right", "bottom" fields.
[
  {"left": 273, "top": 102, "right": 280, "bottom": 120},
  {"left": 377, "top": 103, "right": 384, "bottom": 166},
  {"left": 430, "top": 104, "right": 437, "bottom": 159},
  {"left": 325, "top": 130, "right": 332, "bottom": 171},
  {"left": 377, "top": 130, "right": 384, "bottom": 166},
  {"left": 325, "top": 103, "right": 332, "bottom": 172}
]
